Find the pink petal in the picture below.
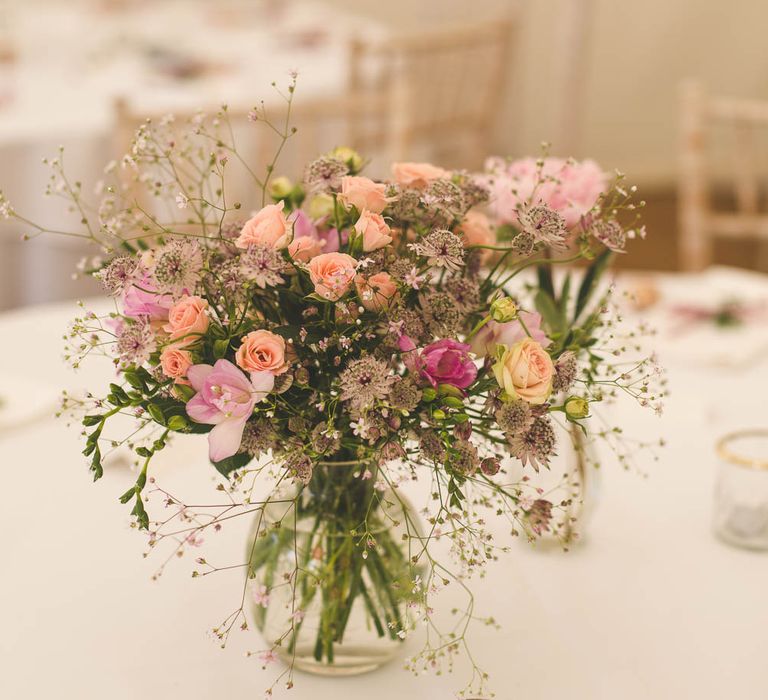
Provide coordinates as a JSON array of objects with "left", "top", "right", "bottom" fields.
[
  {"left": 187, "top": 364, "right": 214, "bottom": 392},
  {"left": 249, "top": 370, "right": 276, "bottom": 398},
  {"left": 186, "top": 394, "right": 224, "bottom": 425},
  {"left": 208, "top": 417, "right": 247, "bottom": 462},
  {"left": 213, "top": 359, "right": 251, "bottom": 391}
]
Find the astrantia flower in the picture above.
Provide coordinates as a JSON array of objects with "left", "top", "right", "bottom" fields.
[
  {"left": 240, "top": 418, "right": 279, "bottom": 457},
  {"left": 239, "top": 244, "right": 287, "bottom": 288},
  {"left": 495, "top": 400, "right": 533, "bottom": 437},
  {"left": 410, "top": 229, "right": 465, "bottom": 271},
  {"left": 152, "top": 239, "right": 204, "bottom": 296},
  {"left": 388, "top": 377, "right": 422, "bottom": 412},
  {"left": 303, "top": 156, "right": 348, "bottom": 192},
  {"left": 418, "top": 430, "right": 446, "bottom": 462},
  {"left": 116, "top": 318, "right": 157, "bottom": 366},
  {"left": 526, "top": 499, "right": 554, "bottom": 535},
  {"left": 508, "top": 416, "right": 557, "bottom": 471},
  {"left": 451, "top": 440, "right": 479, "bottom": 475},
  {"left": 517, "top": 204, "right": 568, "bottom": 251},
  {"left": 445, "top": 276, "right": 480, "bottom": 312},
  {"left": 588, "top": 219, "right": 627, "bottom": 253},
  {"left": 97, "top": 256, "right": 143, "bottom": 297},
  {"left": 420, "top": 290, "right": 462, "bottom": 337},
  {"left": 421, "top": 178, "right": 466, "bottom": 224},
  {"left": 285, "top": 451, "right": 313, "bottom": 484},
  {"left": 552, "top": 351, "right": 578, "bottom": 393},
  {"left": 455, "top": 173, "right": 490, "bottom": 208},
  {"left": 339, "top": 356, "right": 395, "bottom": 412}
]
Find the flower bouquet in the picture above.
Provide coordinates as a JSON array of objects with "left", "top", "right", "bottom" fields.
[{"left": 0, "top": 80, "right": 664, "bottom": 696}]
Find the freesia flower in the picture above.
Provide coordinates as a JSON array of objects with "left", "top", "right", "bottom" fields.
[
  {"left": 185, "top": 359, "right": 274, "bottom": 461},
  {"left": 399, "top": 336, "right": 477, "bottom": 390}
]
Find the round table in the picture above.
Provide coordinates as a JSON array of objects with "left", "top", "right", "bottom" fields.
[{"left": 1, "top": 267, "right": 767, "bottom": 699}]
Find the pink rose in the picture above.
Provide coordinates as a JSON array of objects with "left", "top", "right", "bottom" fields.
[
  {"left": 391, "top": 161, "right": 450, "bottom": 189},
  {"left": 307, "top": 252, "right": 357, "bottom": 301},
  {"left": 186, "top": 360, "right": 274, "bottom": 461},
  {"left": 339, "top": 176, "right": 389, "bottom": 214},
  {"left": 355, "top": 271, "right": 399, "bottom": 312},
  {"left": 288, "top": 235, "right": 325, "bottom": 262},
  {"left": 235, "top": 329, "right": 289, "bottom": 376},
  {"left": 459, "top": 210, "right": 496, "bottom": 261},
  {"left": 399, "top": 336, "right": 477, "bottom": 391},
  {"left": 354, "top": 210, "right": 392, "bottom": 252},
  {"left": 492, "top": 338, "right": 554, "bottom": 404},
  {"left": 235, "top": 201, "right": 291, "bottom": 249},
  {"left": 469, "top": 311, "right": 551, "bottom": 357},
  {"left": 163, "top": 295, "right": 209, "bottom": 346},
  {"left": 159, "top": 345, "right": 193, "bottom": 382},
  {"left": 484, "top": 157, "right": 606, "bottom": 229}
]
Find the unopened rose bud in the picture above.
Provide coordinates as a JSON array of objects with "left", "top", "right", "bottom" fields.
[
  {"left": 307, "top": 193, "right": 334, "bottom": 219},
  {"left": 328, "top": 146, "right": 363, "bottom": 173},
  {"left": 480, "top": 457, "right": 500, "bottom": 476},
  {"left": 490, "top": 297, "right": 518, "bottom": 323},
  {"left": 564, "top": 396, "right": 590, "bottom": 420},
  {"left": 269, "top": 176, "right": 294, "bottom": 200}
]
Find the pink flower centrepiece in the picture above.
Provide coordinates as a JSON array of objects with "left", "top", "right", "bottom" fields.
[
  {"left": 186, "top": 359, "right": 274, "bottom": 461},
  {"left": 469, "top": 311, "right": 551, "bottom": 357},
  {"left": 164, "top": 295, "right": 209, "bottom": 346},
  {"left": 307, "top": 252, "right": 357, "bottom": 301},
  {"left": 485, "top": 157, "right": 606, "bottom": 229},
  {"left": 399, "top": 336, "right": 477, "bottom": 390},
  {"left": 391, "top": 161, "right": 450, "bottom": 189},
  {"left": 236, "top": 201, "right": 291, "bottom": 250},
  {"left": 235, "top": 329, "right": 289, "bottom": 375}
]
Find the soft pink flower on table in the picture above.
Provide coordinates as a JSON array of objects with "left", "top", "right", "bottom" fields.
[
  {"left": 235, "top": 329, "right": 289, "bottom": 376},
  {"left": 354, "top": 209, "right": 393, "bottom": 252},
  {"left": 392, "top": 161, "right": 450, "bottom": 189},
  {"left": 163, "top": 295, "right": 209, "bottom": 346},
  {"left": 398, "top": 336, "right": 477, "bottom": 390},
  {"left": 355, "top": 271, "right": 399, "bottom": 312},
  {"left": 492, "top": 338, "right": 554, "bottom": 404},
  {"left": 185, "top": 359, "right": 274, "bottom": 462},
  {"left": 485, "top": 156, "right": 606, "bottom": 229},
  {"left": 159, "top": 345, "right": 193, "bottom": 382},
  {"left": 469, "top": 311, "right": 551, "bottom": 357},
  {"left": 122, "top": 275, "right": 174, "bottom": 322},
  {"left": 235, "top": 201, "right": 291, "bottom": 250},
  {"left": 307, "top": 252, "right": 357, "bottom": 301},
  {"left": 458, "top": 210, "right": 496, "bottom": 260},
  {"left": 339, "top": 175, "right": 389, "bottom": 214}
]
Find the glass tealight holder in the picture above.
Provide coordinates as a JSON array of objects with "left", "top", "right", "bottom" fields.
[{"left": 713, "top": 429, "right": 768, "bottom": 550}]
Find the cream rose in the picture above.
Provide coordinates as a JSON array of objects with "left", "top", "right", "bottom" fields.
[
  {"left": 492, "top": 338, "right": 554, "bottom": 404},
  {"left": 307, "top": 252, "right": 357, "bottom": 301},
  {"left": 163, "top": 295, "right": 209, "bottom": 346},
  {"left": 391, "top": 161, "right": 450, "bottom": 189},
  {"left": 354, "top": 209, "right": 392, "bottom": 252},
  {"left": 235, "top": 201, "right": 291, "bottom": 249},
  {"left": 235, "top": 329, "right": 289, "bottom": 375},
  {"left": 355, "top": 271, "right": 399, "bottom": 312},
  {"left": 159, "top": 345, "right": 193, "bottom": 381},
  {"left": 339, "top": 176, "right": 389, "bottom": 214}
]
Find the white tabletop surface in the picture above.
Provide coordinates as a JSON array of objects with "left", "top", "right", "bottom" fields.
[{"left": 1, "top": 267, "right": 768, "bottom": 699}]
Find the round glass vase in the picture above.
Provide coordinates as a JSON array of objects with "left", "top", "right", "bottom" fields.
[{"left": 245, "top": 462, "right": 422, "bottom": 676}]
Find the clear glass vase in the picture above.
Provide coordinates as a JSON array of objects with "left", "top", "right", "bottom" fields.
[{"left": 246, "top": 462, "right": 422, "bottom": 676}]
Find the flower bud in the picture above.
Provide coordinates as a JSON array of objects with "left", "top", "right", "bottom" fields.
[
  {"left": 437, "top": 383, "right": 464, "bottom": 399},
  {"left": 422, "top": 387, "right": 437, "bottom": 402},
  {"left": 490, "top": 297, "right": 518, "bottom": 323},
  {"left": 307, "top": 193, "right": 334, "bottom": 219},
  {"left": 328, "top": 146, "right": 363, "bottom": 174},
  {"left": 564, "top": 396, "right": 590, "bottom": 420},
  {"left": 432, "top": 408, "right": 446, "bottom": 421},
  {"left": 480, "top": 457, "right": 500, "bottom": 476},
  {"left": 269, "top": 176, "right": 294, "bottom": 200}
]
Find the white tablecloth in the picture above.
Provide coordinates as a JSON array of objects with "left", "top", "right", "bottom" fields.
[
  {"left": 1, "top": 268, "right": 767, "bottom": 699},
  {"left": 0, "top": 0, "right": 380, "bottom": 310}
]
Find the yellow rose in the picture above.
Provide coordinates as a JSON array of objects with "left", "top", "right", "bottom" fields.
[{"left": 492, "top": 338, "right": 554, "bottom": 404}]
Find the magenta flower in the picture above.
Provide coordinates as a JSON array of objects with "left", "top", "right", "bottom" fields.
[
  {"left": 399, "top": 336, "right": 477, "bottom": 390},
  {"left": 186, "top": 359, "right": 274, "bottom": 462}
]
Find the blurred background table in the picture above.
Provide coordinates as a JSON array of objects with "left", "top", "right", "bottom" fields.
[{"left": 1, "top": 267, "right": 766, "bottom": 699}]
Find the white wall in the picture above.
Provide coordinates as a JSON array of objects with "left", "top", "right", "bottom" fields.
[{"left": 323, "top": 0, "right": 768, "bottom": 185}]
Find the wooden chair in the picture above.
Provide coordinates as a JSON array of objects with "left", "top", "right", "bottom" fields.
[
  {"left": 679, "top": 80, "right": 768, "bottom": 271},
  {"left": 347, "top": 15, "right": 516, "bottom": 170}
]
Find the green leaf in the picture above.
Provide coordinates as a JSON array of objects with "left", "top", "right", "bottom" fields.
[
  {"left": 167, "top": 415, "right": 189, "bottom": 431},
  {"left": 537, "top": 264, "right": 555, "bottom": 299},
  {"left": 558, "top": 272, "right": 572, "bottom": 317},
  {"left": 212, "top": 452, "right": 253, "bottom": 478},
  {"left": 213, "top": 338, "right": 231, "bottom": 359},
  {"left": 82, "top": 414, "right": 103, "bottom": 427},
  {"left": 146, "top": 403, "right": 166, "bottom": 425},
  {"left": 535, "top": 289, "right": 564, "bottom": 335},
  {"left": 574, "top": 249, "right": 612, "bottom": 322}
]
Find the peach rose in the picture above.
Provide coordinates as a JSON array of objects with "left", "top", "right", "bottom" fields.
[
  {"left": 288, "top": 235, "right": 325, "bottom": 262},
  {"left": 339, "top": 176, "right": 389, "bottom": 214},
  {"left": 163, "top": 295, "right": 209, "bottom": 346},
  {"left": 492, "top": 338, "right": 554, "bottom": 404},
  {"left": 307, "top": 252, "right": 357, "bottom": 301},
  {"left": 355, "top": 271, "right": 399, "bottom": 312},
  {"left": 235, "top": 329, "right": 289, "bottom": 375},
  {"left": 160, "top": 345, "right": 193, "bottom": 382},
  {"left": 391, "top": 161, "right": 450, "bottom": 189},
  {"left": 354, "top": 210, "right": 392, "bottom": 252},
  {"left": 235, "top": 201, "right": 290, "bottom": 250},
  {"left": 460, "top": 210, "right": 496, "bottom": 260}
]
